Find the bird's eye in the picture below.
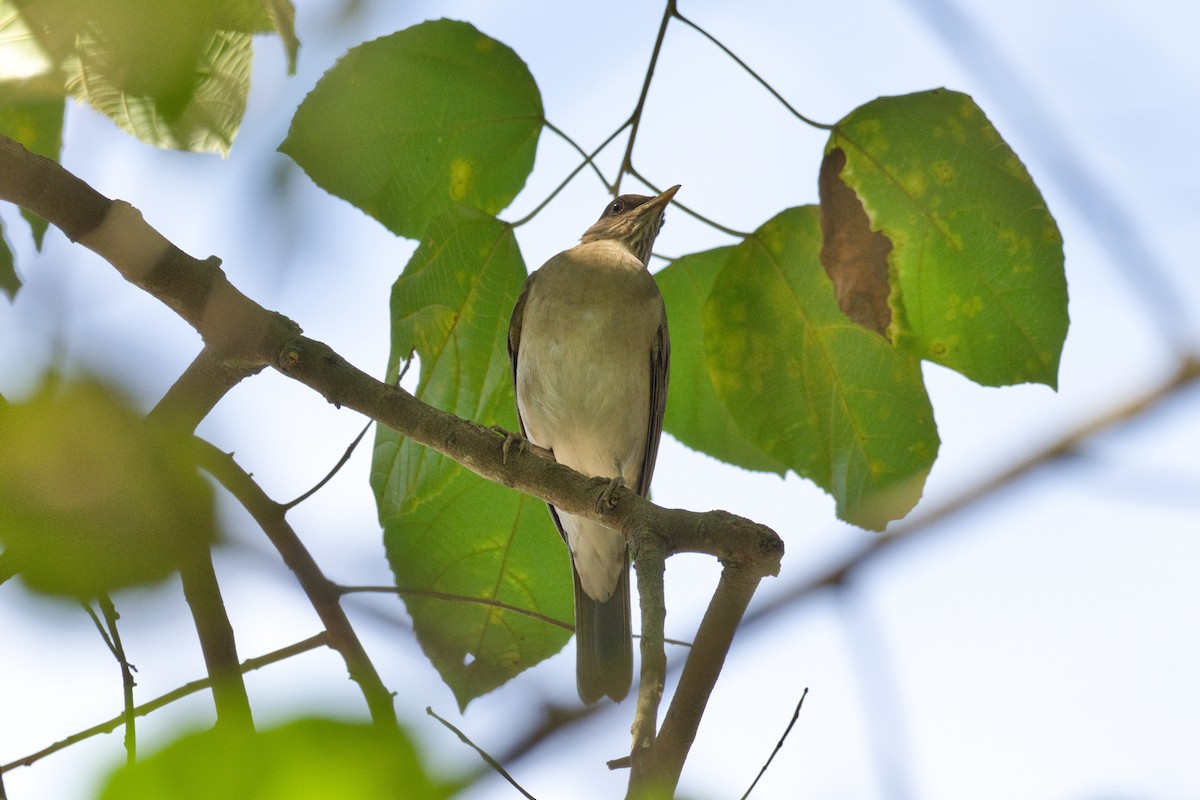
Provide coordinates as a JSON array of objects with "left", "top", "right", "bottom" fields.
[{"left": 608, "top": 199, "right": 624, "bottom": 215}]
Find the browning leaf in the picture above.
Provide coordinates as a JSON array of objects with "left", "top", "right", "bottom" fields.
[{"left": 818, "top": 147, "right": 893, "bottom": 337}]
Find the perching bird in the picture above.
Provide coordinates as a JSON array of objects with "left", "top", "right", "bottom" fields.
[{"left": 508, "top": 185, "right": 677, "bottom": 703}]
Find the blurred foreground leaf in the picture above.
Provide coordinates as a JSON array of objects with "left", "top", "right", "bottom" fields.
[
  {"left": 1, "top": 0, "right": 296, "bottom": 155},
  {"left": 0, "top": 378, "right": 214, "bottom": 596},
  {"left": 99, "top": 718, "right": 459, "bottom": 800}
]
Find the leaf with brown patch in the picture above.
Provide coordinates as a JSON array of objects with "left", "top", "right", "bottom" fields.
[{"left": 818, "top": 147, "right": 894, "bottom": 337}]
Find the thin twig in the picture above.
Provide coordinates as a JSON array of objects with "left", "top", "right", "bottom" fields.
[
  {"left": 99, "top": 597, "right": 138, "bottom": 765},
  {"left": 628, "top": 167, "right": 751, "bottom": 238},
  {"left": 614, "top": 0, "right": 677, "bottom": 194},
  {"left": 426, "top": 707, "right": 538, "bottom": 800},
  {"left": 342, "top": 585, "right": 573, "bottom": 633},
  {"left": 740, "top": 688, "right": 807, "bottom": 800},
  {"left": 283, "top": 420, "right": 371, "bottom": 510},
  {"left": 510, "top": 120, "right": 631, "bottom": 228},
  {"left": 672, "top": 9, "right": 834, "bottom": 130},
  {"left": 0, "top": 634, "right": 327, "bottom": 775},
  {"left": 543, "top": 119, "right": 614, "bottom": 190}
]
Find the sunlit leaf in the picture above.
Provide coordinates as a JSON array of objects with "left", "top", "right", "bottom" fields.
[
  {"left": 99, "top": 718, "right": 460, "bottom": 800},
  {"left": 0, "top": 378, "right": 215, "bottom": 596},
  {"left": 3, "top": 0, "right": 285, "bottom": 155},
  {"left": 282, "top": 18, "right": 543, "bottom": 239},
  {"left": 656, "top": 247, "right": 786, "bottom": 474},
  {"left": 371, "top": 207, "right": 569, "bottom": 707},
  {"left": 827, "top": 88, "right": 1068, "bottom": 387},
  {"left": 704, "top": 206, "right": 938, "bottom": 530}
]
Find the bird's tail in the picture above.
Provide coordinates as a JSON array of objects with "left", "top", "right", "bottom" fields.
[{"left": 573, "top": 553, "right": 632, "bottom": 704}]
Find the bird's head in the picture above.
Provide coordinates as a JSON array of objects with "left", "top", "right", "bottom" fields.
[{"left": 579, "top": 185, "right": 680, "bottom": 265}]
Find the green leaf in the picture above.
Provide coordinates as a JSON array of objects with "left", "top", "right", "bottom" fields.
[
  {"left": 656, "top": 247, "right": 786, "bottom": 474},
  {"left": 0, "top": 77, "right": 64, "bottom": 249},
  {"left": 371, "top": 207, "right": 569, "bottom": 707},
  {"left": 0, "top": 378, "right": 215, "bottom": 596},
  {"left": 282, "top": 19, "right": 543, "bottom": 239},
  {"left": 0, "top": 220, "right": 19, "bottom": 299},
  {"left": 703, "top": 206, "right": 938, "bottom": 530},
  {"left": 384, "top": 470, "right": 571, "bottom": 710},
  {"left": 828, "top": 88, "right": 1068, "bottom": 388},
  {"left": 99, "top": 718, "right": 460, "bottom": 800}
]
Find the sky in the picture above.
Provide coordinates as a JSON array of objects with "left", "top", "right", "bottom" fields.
[{"left": 1, "top": 0, "right": 1198, "bottom": 798}]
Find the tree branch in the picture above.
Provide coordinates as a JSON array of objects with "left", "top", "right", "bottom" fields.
[{"left": 193, "top": 440, "right": 398, "bottom": 729}]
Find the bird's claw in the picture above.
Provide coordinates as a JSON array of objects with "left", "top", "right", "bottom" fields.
[
  {"left": 490, "top": 426, "right": 527, "bottom": 465},
  {"left": 594, "top": 475, "right": 625, "bottom": 514}
]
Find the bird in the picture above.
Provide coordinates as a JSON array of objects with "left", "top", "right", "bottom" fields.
[{"left": 507, "top": 185, "right": 677, "bottom": 703}]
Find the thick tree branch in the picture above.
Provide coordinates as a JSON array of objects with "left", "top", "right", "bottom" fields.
[{"left": 147, "top": 351, "right": 255, "bottom": 732}]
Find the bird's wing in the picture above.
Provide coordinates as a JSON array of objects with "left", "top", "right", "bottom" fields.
[
  {"left": 507, "top": 270, "right": 536, "bottom": 439},
  {"left": 636, "top": 305, "right": 670, "bottom": 498}
]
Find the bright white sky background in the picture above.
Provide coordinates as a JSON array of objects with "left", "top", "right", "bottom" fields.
[{"left": 1, "top": 1, "right": 1198, "bottom": 798}]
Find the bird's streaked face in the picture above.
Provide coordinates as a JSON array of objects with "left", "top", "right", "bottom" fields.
[{"left": 579, "top": 184, "right": 681, "bottom": 265}]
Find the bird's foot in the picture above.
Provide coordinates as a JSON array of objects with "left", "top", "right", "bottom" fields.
[
  {"left": 490, "top": 426, "right": 527, "bottom": 465},
  {"left": 593, "top": 475, "right": 625, "bottom": 514}
]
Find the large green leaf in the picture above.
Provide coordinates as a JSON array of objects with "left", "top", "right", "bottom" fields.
[
  {"left": 371, "top": 207, "right": 569, "bottom": 707},
  {"left": 0, "top": 378, "right": 215, "bottom": 596},
  {"left": 99, "top": 718, "right": 459, "bottom": 800},
  {"left": 703, "top": 206, "right": 938, "bottom": 530},
  {"left": 656, "top": 247, "right": 786, "bottom": 475},
  {"left": 384, "top": 470, "right": 571, "bottom": 711},
  {"left": 282, "top": 19, "right": 543, "bottom": 239},
  {"left": 827, "top": 88, "right": 1068, "bottom": 388}
]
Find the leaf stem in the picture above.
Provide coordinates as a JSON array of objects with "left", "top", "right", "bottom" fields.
[
  {"left": 614, "top": 0, "right": 677, "bottom": 195},
  {"left": 672, "top": 9, "right": 835, "bottom": 130}
]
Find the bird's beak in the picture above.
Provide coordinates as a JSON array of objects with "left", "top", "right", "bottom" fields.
[
  {"left": 642, "top": 185, "right": 680, "bottom": 216},
  {"left": 627, "top": 184, "right": 680, "bottom": 234}
]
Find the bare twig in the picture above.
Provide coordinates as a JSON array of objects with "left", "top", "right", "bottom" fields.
[
  {"left": 99, "top": 597, "right": 138, "bottom": 764},
  {"left": 0, "top": 634, "right": 326, "bottom": 776},
  {"left": 740, "top": 688, "right": 807, "bottom": 800},
  {"left": 510, "top": 120, "right": 630, "bottom": 228},
  {"left": 342, "top": 585, "right": 572, "bottom": 633},
  {"left": 672, "top": 9, "right": 833, "bottom": 130},
  {"left": 282, "top": 420, "right": 371, "bottom": 510},
  {"left": 426, "top": 707, "right": 537, "bottom": 800},
  {"left": 613, "top": 0, "right": 676, "bottom": 194}
]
